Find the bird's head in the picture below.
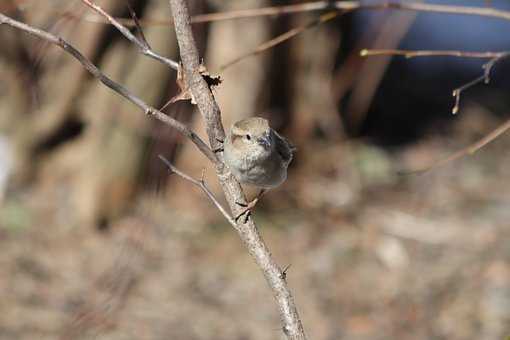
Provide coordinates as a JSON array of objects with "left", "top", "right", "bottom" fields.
[{"left": 229, "top": 117, "right": 274, "bottom": 156}]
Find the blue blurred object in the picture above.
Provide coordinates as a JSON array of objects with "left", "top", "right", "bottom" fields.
[
  {"left": 344, "top": 0, "right": 510, "bottom": 144},
  {"left": 354, "top": 0, "right": 510, "bottom": 73}
]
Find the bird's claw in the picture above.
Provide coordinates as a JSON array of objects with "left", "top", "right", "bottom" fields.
[
  {"left": 213, "top": 138, "right": 224, "bottom": 153},
  {"left": 234, "top": 198, "right": 259, "bottom": 223},
  {"left": 234, "top": 207, "right": 251, "bottom": 223}
]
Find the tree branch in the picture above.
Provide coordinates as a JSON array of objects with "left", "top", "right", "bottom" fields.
[
  {"left": 220, "top": 11, "right": 340, "bottom": 70},
  {"left": 158, "top": 155, "right": 237, "bottom": 228},
  {"left": 0, "top": 12, "right": 216, "bottom": 163},
  {"left": 360, "top": 48, "right": 510, "bottom": 114},
  {"left": 402, "top": 118, "right": 510, "bottom": 175},
  {"left": 80, "top": 0, "right": 179, "bottom": 71},
  {"left": 169, "top": 0, "right": 225, "bottom": 152},
  {"left": 168, "top": 1, "right": 307, "bottom": 339},
  {"left": 16, "top": 1, "right": 510, "bottom": 28},
  {"left": 360, "top": 49, "right": 507, "bottom": 59},
  {"left": 188, "top": 1, "right": 510, "bottom": 23}
]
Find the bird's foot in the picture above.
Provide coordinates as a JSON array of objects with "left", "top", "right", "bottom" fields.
[
  {"left": 234, "top": 197, "right": 260, "bottom": 223},
  {"left": 213, "top": 138, "right": 224, "bottom": 153},
  {"left": 234, "top": 189, "right": 266, "bottom": 223}
]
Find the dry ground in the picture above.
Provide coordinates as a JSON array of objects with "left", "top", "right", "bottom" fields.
[{"left": 1, "top": 111, "right": 510, "bottom": 340}]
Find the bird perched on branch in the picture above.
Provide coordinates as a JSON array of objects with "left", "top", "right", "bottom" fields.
[{"left": 223, "top": 117, "right": 295, "bottom": 222}]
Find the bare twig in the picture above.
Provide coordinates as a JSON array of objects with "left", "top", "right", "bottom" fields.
[
  {"left": 451, "top": 53, "right": 510, "bottom": 114},
  {"left": 192, "top": 2, "right": 336, "bottom": 23},
  {"left": 220, "top": 11, "right": 340, "bottom": 70},
  {"left": 360, "top": 49, "right": 506, "bottom": 59},
  {"left": 16, "top": 0, "right": 510, "bottom": 29},
  {"left": 126, "top": 1, "right": 150, "bottom": 50},
  {"left": 158, "top": 155, "right": 236, "bottom": 227},
  {"left": 79, "top": 0, "right": 179, "bottom": 71},
  {"left": 360, "top": 48, "right": 510, "bottom": 114},
  {"left": 403, "top": 118, "right": 510, "bottom": 175},
  {"left": 169, "top": 1, "right": 307, "bottom": 339},
  {"left": 451, "top": 75, "right": 486, "bottom": 115},
  {"left": 0, "top": 12, "right": 217, "bottom": 163},
  {"left": 192, "top": 1, "right": 510, "bottom": 23}
]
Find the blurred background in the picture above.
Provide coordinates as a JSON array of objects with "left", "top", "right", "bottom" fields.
[{"left": 1, "top": 0, "right": 510, "bottom": 339}]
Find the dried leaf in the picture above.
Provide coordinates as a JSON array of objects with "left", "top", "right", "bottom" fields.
[
  {"left": 198, "top": 62, "right": 222, "bottom": 88},
  {"left": 170, "top": 63, "right": 221, "bottom": 105}
]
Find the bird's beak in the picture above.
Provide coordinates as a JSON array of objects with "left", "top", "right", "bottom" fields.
[{"left": 257, "top": 132, "right": 271, "bottom": 149}]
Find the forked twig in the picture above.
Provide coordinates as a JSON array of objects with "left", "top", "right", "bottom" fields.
[
  {"left": 360, "top": 48, "right": 510, "bottom": 114},
  {"left": 126, "top": 1, "right": 150, "bottom": 50},
  {"left": 0, "top": 12, "right": 217, "bottom": 163},
  {"left": 361, "top": 48, "right": 510, "bottom": 173},
  {"left": 451, "top": 53, "right": 509, "bottom": 114},
  {"left": 158, "top": 155, "right": 236, "bottom": 228},
  {"left": 79, "top": 0, "right": 179, "bottom": 71}
]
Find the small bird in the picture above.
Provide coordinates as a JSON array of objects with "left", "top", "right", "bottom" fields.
[{"left": 223, "top": 117, "right": 295, "bottom": 221}]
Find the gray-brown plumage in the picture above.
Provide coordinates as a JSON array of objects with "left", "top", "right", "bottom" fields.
[{"left": 223, "top": 117, "right": 295, "bottom": 189}]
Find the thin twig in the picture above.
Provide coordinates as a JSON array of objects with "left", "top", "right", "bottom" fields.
[
  {"left": 361, "top": 48, "right": 510, "bottom": 114},
  {"left": 168, "top": 1, "right": 307, "bottom": 339},
  {"left": 16, "top": 0, "right": 510, "bottom": 28},
  {"left": 192, "top": 1, "right": 510, "bottom": 23},
  {"left": 0, "top": 12, "right": 217, "bottom": 163},
  {"left": 79, "top": 0, "right": 179, "bottom": 71},
  {"left": 451, "top": 53, "right": 510, "bottom": 114},
  {"left": 360, "top": 49, "right": 506, "bottom": 59},
  {"left": 190, "top": 1, "right": 510, "bottom": 23},
  {"left": 126, "top": 1, "right": 150, "bottom": 50},
  {"left": 403, "top": 118, "right": 510, "bottom": 175},
  {"left": 192, "top": 2, "right": 334, "bottom": 23},
  {"left": 158, "top": 155, "right": 237, "bottom": 228},
  {"left": 220, "top": 11, "right": 340, "bottom": 70}
]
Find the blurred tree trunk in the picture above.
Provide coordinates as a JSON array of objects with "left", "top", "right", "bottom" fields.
[
  {"left": 0, "top": 0, "right": 179, "bottom": 227},
  {"left": 0, "top": 0, "right": 350, "bottom": 227}
]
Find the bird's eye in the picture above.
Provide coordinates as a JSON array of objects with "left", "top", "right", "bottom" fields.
[{"left": 245, "top": 134, "right": 251, "bottom": 141}]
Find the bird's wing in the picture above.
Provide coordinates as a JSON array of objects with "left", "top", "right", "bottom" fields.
[{"left": 273, "top": 130, "right": 295, "bottom": 165}]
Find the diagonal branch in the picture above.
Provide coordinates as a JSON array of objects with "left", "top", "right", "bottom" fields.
[
  {"left": 80, "top": 0, "right": 179, "bottom": 71},
  {"left": 168, "top": 1, "right": 307, "bottom": 339},
  {"left": 402, "top": 118, "right": 510, "bottom": 175},
  {"left": 360, "top": 49, "right": 506, "bottom": 59},
  {"left": 0, "top": 12, "right": 216, "bottom": 163},
  {"left": 220, "top": 11, "right": 340, "bottom": 70},
  {"left": 451, "top": 52, "right": 510, "bottom": 114},
  {"left": 360, "top": 48, "right": 510, "bottom": 114},
  {"left": 13, "top": 1, "right": 510, "bottom": 28},
  {"left": 126, "top": 1, "right": 151, "bottom": 50},
  {"left": 158, "top": 155, "right": 237, "bottom": 228},
  {"left": 189, "top": 1, "right": 510, "bottom": 23}
]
